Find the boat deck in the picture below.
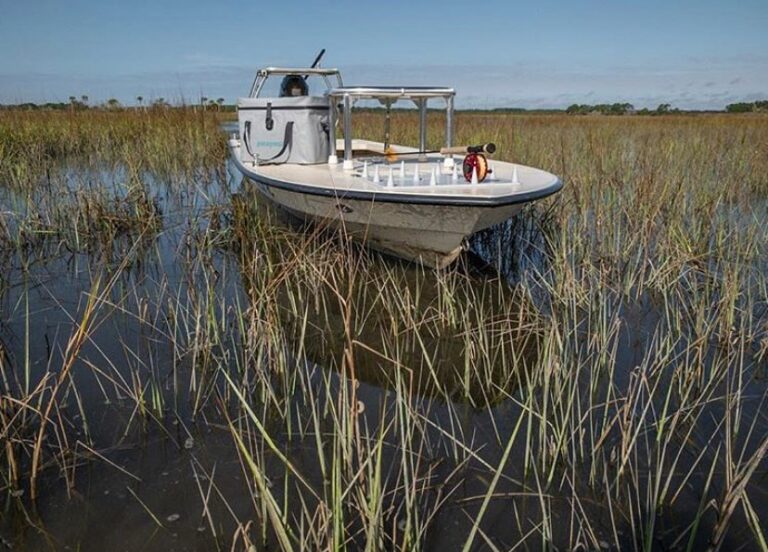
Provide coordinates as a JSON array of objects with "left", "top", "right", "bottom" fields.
[{"left": 231, "top": 139, "right": 562, "bottom": 206}]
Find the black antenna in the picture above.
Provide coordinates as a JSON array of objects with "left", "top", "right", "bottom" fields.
[
  {"left": 302, "top": 49, "right": 326, "bottom": 81},
  {"left": 309, "top": 48, "right": 326, "bottom": 69}
]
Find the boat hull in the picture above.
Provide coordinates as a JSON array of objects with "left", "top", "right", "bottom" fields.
[
  {"left": 228, "top": 136, "right": 561, "bottom": 268},
  {"left": 245, "top": 176, "right": 523, "bottom": 268}
]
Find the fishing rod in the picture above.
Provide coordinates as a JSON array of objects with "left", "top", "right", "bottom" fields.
[
  {"left": 384, "top": 142, "right": 496, "bottom": 159},
  {"left": 303, "top": 48, "right": 326, "bottom": 79},
  {"left": 380, "top": 143, "right": 497, "bottom": 182},
  {"left": 310, "top": 48, "right": 326, "bottom": 69}
]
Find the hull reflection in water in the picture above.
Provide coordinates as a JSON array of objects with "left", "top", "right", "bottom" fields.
[{"left": 232, "top": 187, "right": 547, "bottom": 404}]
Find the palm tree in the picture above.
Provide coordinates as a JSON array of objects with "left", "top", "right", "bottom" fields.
[
  {"left": 81, "top": 95, "right": 88, "bottom": 105},
  {"left": 216, "top": 98, "right": 225, "bottom": 112},
  {"left": 136, "top": 95, "right": 143, "bottom": 108}
]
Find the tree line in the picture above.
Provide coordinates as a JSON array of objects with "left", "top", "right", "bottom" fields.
[
  {"left": 565, "top": 103, "right": 687, "bottom": 115},
  {"left": 0, "top": 95, "right": 233, "bottom": 111},
  {"left": 725, "top": 101, "right": 768, "bottom": 113},
  {"left": 2, "top": 98, "right": 766, "bottom": 114}
]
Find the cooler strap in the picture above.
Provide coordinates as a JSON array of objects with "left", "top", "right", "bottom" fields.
[{"left": 260, "top": 122, "right": 294, "bottom": 164}]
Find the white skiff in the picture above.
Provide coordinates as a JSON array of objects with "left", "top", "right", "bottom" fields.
[{"left": 229, "top": 61, "right": 562, "bottom": 267}]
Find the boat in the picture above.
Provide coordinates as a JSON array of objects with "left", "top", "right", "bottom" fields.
[{"left": 228, "top": 52, "right": 562, "bottom": 268}]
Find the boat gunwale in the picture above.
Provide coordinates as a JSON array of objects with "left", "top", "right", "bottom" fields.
[{"left": 231, "top": 150, "right": 563, "bottom": 208}]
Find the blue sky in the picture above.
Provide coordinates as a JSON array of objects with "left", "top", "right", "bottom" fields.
[{"left": 1, "top": 0, "right": 766, "bottom": 109}]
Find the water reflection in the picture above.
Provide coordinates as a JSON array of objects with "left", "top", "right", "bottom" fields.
[
  {"left": 231, "top": 179, "right": 548, "bottom": 404},
  {"left": 2, "top": 157, "right": 765, "bottom": 551}
]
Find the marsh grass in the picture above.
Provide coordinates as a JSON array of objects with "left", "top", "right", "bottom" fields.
[{"left": 0, "top": 109, "right": 766, "bottom": 550}]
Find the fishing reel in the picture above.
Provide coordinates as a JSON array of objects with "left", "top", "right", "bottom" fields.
[
  {"left": 450, "top": 143, "right": 496, "bottom": 183},
  {"left": 462, "top": 153, "right": 490, "bottom": 183}
]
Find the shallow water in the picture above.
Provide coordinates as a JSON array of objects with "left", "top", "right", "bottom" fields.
[{"left": 1, "top": 153, "right": 766, "bottom": 551}]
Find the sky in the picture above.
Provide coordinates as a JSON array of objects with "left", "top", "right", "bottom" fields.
[{"left": 0, "top": 0, "right": 766, "bottom": 109}]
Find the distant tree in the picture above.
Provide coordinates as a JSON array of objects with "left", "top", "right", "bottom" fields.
[
  {"left": 655, "top": 103, "right": 671, "bottom": 114},
  {"left": 81, "top": 95, "right": 88, "bottom": 105},
  {"left": 136, "top": 95, "right": 143, "bottom": 107},
  {"left": 566, "top": 104, "right": 589, "bottom": 115},
  {"left": 106, "top": 98, "right": 121, "bottom": 109},
  {"left": 608, "top": 102, "right": 633, "bottom": 114},
  {"left": 567, "top": 102, "right": 633, "bottom": 115},
  {"left": 491, "top": 107, "right": 526, "bottom": 113},
  {"left": 726, "top": 102, "right": 754, "bottom": 113}
]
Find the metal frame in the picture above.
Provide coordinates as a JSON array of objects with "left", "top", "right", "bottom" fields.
[
  {"left": 248, "top": 67, "right": 343, "bottom": 98},
  {"left": 326, "top": 86, "right": 456, "bottom": 169}
]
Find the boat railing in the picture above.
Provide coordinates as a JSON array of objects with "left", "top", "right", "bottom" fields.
[
  {"left": 248, "top": 67, "right": 343, "bottom": 98},
  {"left": 326, "top": 86, "right": 456, "bottom": 170}
]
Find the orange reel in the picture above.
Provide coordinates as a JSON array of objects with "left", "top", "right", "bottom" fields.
[{"left": 462, "top": 153, "right": 489, "bottom": 182}]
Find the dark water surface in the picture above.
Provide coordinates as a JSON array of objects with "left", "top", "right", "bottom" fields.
[{"left": 0, "top": 156, "right": 766, "bottom": 551}]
